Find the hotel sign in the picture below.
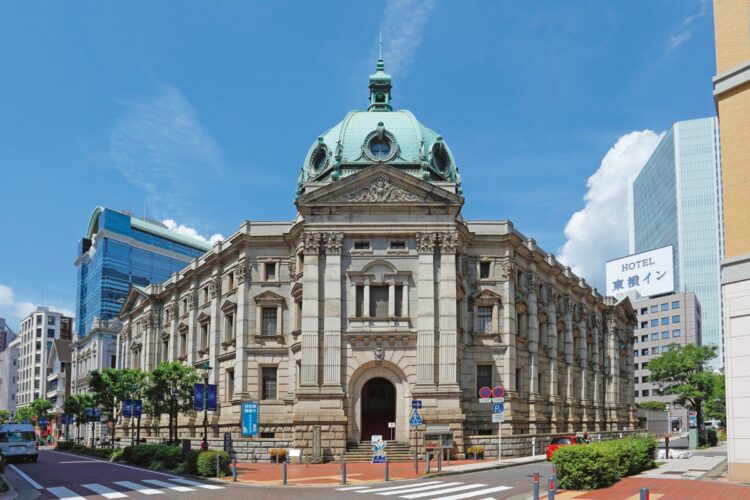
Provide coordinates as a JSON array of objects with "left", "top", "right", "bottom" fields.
[{"left": 605, "top": 246, "right": 674, "bottom": 298}]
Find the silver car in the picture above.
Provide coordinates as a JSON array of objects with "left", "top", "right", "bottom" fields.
[{"left": 0, "top": 424, "right": 39, "bottom": 462}]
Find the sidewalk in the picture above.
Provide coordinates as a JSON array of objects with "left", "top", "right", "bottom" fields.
[
  {"left": 226, "top": 453, "right": 545, "bottom": 486},
  {"left": 637, "top": 443, "right": 727, "bottom": 480},
  {"left": 541, "top": 477, "right": 750, "bottom": 499}
]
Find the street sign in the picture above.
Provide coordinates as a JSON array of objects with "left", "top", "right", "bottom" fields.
[
  {"left": 478, "top": 386, "right": 492, "bottom": 399},
  {"left": 241, "top": 401, "right": 259, "bottom": 437},
  {"left": 479, "top": 397, "right": 505, "bottom": 404},
  {"left": 388, "top": 422, "right": 396, "bottom": 428},
  {"left": 492, "top": 386, "right": 505, "bottom": 398},
  {"left": 492, "top": 403, "right": 505, "bottom": 414},
  {"left": 85, "top": 407, "right": 94, "bottom": 422},
  {"left": 371, "top": 435, "right": 387, "bottom": 464},
  {"left": 409, "top": 408, "right": 423, "bottom": 426},
  {"left": 412, "top": 400, "right": 422, "bottom": 409},
  {"left": 492, "top": 413, "right": 504, "bottom": 423}
]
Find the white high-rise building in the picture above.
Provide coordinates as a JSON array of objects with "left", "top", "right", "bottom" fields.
[
  {"left": 16, "top": 307, "right": 73, "bottom": 408},
  {"left": 0, "top": 337, "right": 19, "bottom": 413}
]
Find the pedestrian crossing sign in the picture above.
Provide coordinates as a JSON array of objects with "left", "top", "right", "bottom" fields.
[{"left": 409, "top": 408, "right": 423, "bottom": 426}]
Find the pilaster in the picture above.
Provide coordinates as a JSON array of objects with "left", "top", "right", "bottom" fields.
[
  {"left": 300, "top": 232, "right": 321, "bottom": 388},
  {"left": 438, "top": 232, "right": 459, "bottom": 388},
  {"left": 416, "top": 232, "right": 437, "bottom": 386},
  {"left": 235, "top": 256, "right": 250, "bottom": 398},
  {"left": 323, "top": 232, "right": 343, "bottom": 390}
]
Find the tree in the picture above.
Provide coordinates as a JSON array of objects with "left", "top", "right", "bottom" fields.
[
  {"left": 13, "top": 406, "right": 35, "bottom": 423},
  {"left": 30, "top": 398, "right": 54, "bottom": 421},
  {"left": 637, "top": 401, "right": 667, "bottom": 412},
  {"left": 704, "top": 371, "right": 726, "bottom": 424},
  {"left": 89, "top": 368, "right": 147, "bottom": 446},
  {"left": 64, "top": 394, "right": 94, "bottom": 442},
  {"left": 143, "top": 361, "right": 199, "bottom": 442},
  {"left": 648, "top": 344, "right": 718, "bottom": 435},
  {"left": 0, "top": 410, "right": 10, "bottom": 424}
]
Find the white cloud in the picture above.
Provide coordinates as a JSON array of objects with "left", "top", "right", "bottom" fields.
[
  {"left": 668, "top": 0, "right": 709, "bottom": 50},
  {"left": 163, "top": 219, "right": 224, "bottom": 245},
  {"left": 0, "top": 284, "right": 75, "bottom": 328},
  {"left": 109, "top": 83, "right": 223, "bottom": 221},
  {"left": 557, "top": 130, "right": 664, "bottom": 291},
  {"left": 381, "top": 0, "right": 436, "bottom": 76}
]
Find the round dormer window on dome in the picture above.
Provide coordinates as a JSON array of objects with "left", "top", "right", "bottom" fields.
[
  {"left": 431, "top": 139, "right": 451, "bottom": 173},
  {"left": 369, "top": 137, "right": 391, "bottom": 159},
  {"left": 362, "top": 122, "right": 398, "bottom": 162},
  {"left": 310, "top": 144, "right": 329, "bottom": 174}
]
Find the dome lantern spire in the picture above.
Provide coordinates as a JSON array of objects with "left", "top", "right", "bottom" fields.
[{"left": 368, "top": 30, "right": 392, "bottom": 112}]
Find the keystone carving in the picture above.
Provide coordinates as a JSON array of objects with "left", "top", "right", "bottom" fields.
[
  {"left": 415, "top": 232, "right": 437, "bottom": 254},
  {"left": 324, "top": 232, "right": 344, "bottom": 254}
]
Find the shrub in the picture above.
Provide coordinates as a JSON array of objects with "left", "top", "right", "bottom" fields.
[
  {"left": 122, "top": 444, "right": 182, "bottom": 469},
  {"left": 110, "top": 450, "right": 124, "bottom": 462},
  {"left": 552, "top": 435, "right": 657, "bottom": 490},
  {"left": 706, "top": 429, "right": 718, "bottom": 447},
  {"left": 637, "top": 401, "right": 667, "bottom": 412},
  {"left": 55, "top": 442, "right": 114, "bottom": 460},
  {"left": 55, "top": 441, "right": 76, "bottom": 452},
  {"left": 196, "top": 451, "right": 230, "bottom": 477},
  {"left": 466, "top": 445, "right": 485, "bottom": 459}
]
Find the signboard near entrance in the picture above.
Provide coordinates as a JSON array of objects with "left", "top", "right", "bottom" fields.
[
  {"left": 371, "top": 435, "right": 387, "bottom": 464},
  {"left": 241, "top": 401, "right": 258, "bottom": 437}
]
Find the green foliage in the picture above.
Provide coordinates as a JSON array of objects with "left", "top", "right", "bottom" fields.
[
  {"left": 467, "top": 445, "right": 485, "bottom": 458},
  {"left": 54, "top": 442, "right": 115, "bottom": 460},
  {"left": 121, "top": 444, "right": 184, "bottom": 471},
  {"left": 0, "top": 410, "right": 10, "bottom": 424},
  {"left": 196, "top": 451, "right": 230, "bottom": 477},
  {"left": 551, "top": 436, "right": 657, "bottom": 490},
  {"left": 12, "top": 406, "right": 35, "bottom": 423},
  {"left": 29, "top": 398, "right": 54, "bottom": 420},
  {"left": 143, "top": 361, "right": 200, "bottom": 417},
  {"left": 110, "top": 450, "right": 124, "bottom": 462},
  {"left": 637, "top": 401, "right": 667, "bottom": 412}
]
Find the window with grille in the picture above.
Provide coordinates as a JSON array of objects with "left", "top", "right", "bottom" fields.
[
  {"left": 477, "top": 306, "right": 492, "bottom": 333},
  {"left": 476, "top": 365, "right": 492, "bottom": 396},
  {"left": 200, "top": 323, "right": 209, "bottom": 348},
  {"left": 355, "top": 286, "right": 364, "bottom": 317},
  {"left": 262, "top": 367, "right": 277, "bottom": 400},
  {"left": 480, "top": 262, "right": 491, "bottom": 279},
  {"left": 394, "top": 285, "right": 403, "bottom": 316},
  {"left": 370, "top": 286, "right": 389, "bottom": 318},
  {"left": 262, "top": 307, "right": 277, "bottom": 336}
]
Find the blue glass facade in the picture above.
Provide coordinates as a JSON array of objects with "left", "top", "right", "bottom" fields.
[
  {"left": 630, "top": 117, "right": 723, "bottom": 365},
  {"left": 75, "top": 208, "right": 211, "bottom": 336}
]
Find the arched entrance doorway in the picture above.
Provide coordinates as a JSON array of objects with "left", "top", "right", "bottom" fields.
[{"left": 361, "top": 377, "right": 396, "bottom": 442}]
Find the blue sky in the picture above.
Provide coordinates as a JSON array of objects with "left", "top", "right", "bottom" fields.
[{"left": 0, "top": 1, "right": 717, "bottom": 329}]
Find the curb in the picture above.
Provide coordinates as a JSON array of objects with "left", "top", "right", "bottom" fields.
[
  {"left": 425, "top": 457, "right": 548, "bottom": 479},
  {"left": 0, "top": 473, "right": 18, "bottom": 500}
]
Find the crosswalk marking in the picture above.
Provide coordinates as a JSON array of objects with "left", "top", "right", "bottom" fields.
[
  {"left": 401, "top": 484, "right": 488, "bottom": 499},
  {"left": 376, "top": 482, "right": 466, "bottom": 496},
  {"left": 359, "top": 481, "right": 444, "bottom": 493},
  {"left": 167, "top": 477, "right": 225, "bottom": 490},
  {"left": 81, "top": 483, "right": 128, "bottom": 499},
  {"left": 142, "top": 479, "right": 196, "bottom": 492},
  {"left": 114, "top": 481, "right": 163, "bottom": 495},
  {"left": 337, "top": 486, "right": 373, "bottom": 491},
  {"left": 435, "top": 485, "right": 513, "bottom": 500},
  {"left": 47, "top": 486, "right": 87, "bottom": 500}
]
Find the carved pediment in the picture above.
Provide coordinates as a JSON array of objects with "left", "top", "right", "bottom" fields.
[
  {"left": 344, "top": 176, "right": 425, "bottom": 203},
  {"left": 471, "top": 289, "right": 504, "bottom": 301},
  {"left": 220, "top": 299, "right": 237, "bottom": 312},
  {"left": 196, "top": 311, "right": 211, "bottom": 323},
  {"left": 177, "top": 321, "right": 189, "bottom": 333},
  {"left": 254, "top": 290, "right": 285, "bottom": 305}
]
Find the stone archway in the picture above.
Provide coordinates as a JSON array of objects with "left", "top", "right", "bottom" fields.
[
  {"left": 349, "top": 362, "right": 410, "bottom": 444},
  {"left": 361, "top": 377, "right": 396, "bottom": 441}
]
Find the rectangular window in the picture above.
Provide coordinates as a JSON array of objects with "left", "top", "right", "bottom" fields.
[
  {"left": 651, "top": 333, "right": 659, "bottom": 341},
  {"left": 48, "top": 316, "right": 55, "bottom": 325},
  {"left": 641, "top": 321, "right": 648, "bottom": 328},
  {"left": 476, "top": 365, "right": 492, "bottom": 396},
  {"left": 634, "top": 350, "right": 639, "bottom": 357},
  {"left": 354, "top": 240, "right": 370, "bottom": 250},
  {"left": 661, "top": 303, "right": 669, "bottom": 311},
  {"left": 650, "top": 319, "right": 658, "bottom": 327},
  {"left": 642, "top": 389, "right": 650, "bottom": 397},
  {"left": 224, "top": 313, "right": 235, "bottom": 340},
  {"left": 672, "top": 315, "right": 680, "bottom": 323},
  {"left": 47, "top": 329, "right": 55, "bottom": 338},
  {"left": 36, "top": 329, "right": 41, "bottom": 338},
  {"left": 180, "top": 333, "right": 187, "bottom": 356},
  {"left": 355, "top": 286, "right": 364, "bottom": 317},
  {"left": 394, "top": 285, "right": 403, "bottom": 317},
  {"left": 651, "top": 347, "right": 659, "bottom": 354},
  {"left": 640, "top": 335, "right": 648, "bottom": 342},
  {"left": 390, "top": 240, "right": 406, "bottom": 250},
  {"left": 640, "top": 307, "right": 647, "bottom": 315},
  {"left": 265, "top": 262, "right": 276, "bottom": 281},
  {"left": 661, "top": 317, "right": 669, "bottom": 325},
  {"left": 477, "top": 306, "right": 492, "bottom": 334},
  {"left": 228, "top": 272, "right": 234, "bottom": 291},
  {"left": 672, "top": 301, "right": 680, "bottom": 309},
  {"left": 538, "top": 373, "right": 544, "bottom": 395},
  {"left": 479, "top": 262, "right": 491, "bottom": 279},
  {"left": 111, "top": 355, "right": 116, "bottom": 368},
  {"left": 662, "top": 331, "right": 670, "bottom": 339},
  {"left": 200, "top": 323, "right": 209, "bottom": 348},
  {"left": 262, "top": 307, "right": 277, "bottom": 336},
  {"left": 641, "top": 348, "right": 648, "bottom": 356},
  {"left": 262, "top": 367, "right": 277, "bottom": 400},
  {"left": 672, "top": 329, "right": 681, "bottom": 338},
  {"left": 182, "top": 299, "right": 187, "bottom": 315},
  {"left": 162, "top": 339, "right": 169, "bottom": 362},
  {"left": 650, "top": 305, "right": 658, "bottom": 313},
  {"left": 226, "top": 369, "right": 235, "bottom": 401},
  {"left": 370, "top": 285, "right": 389, "bottom": 318},
  {"left": 36, "top": 315, "right": 42, "bottom": 325}
]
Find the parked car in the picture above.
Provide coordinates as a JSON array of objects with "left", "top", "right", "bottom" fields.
[
  {"left": 704, "top": 420, "right": 721, "bottom": 430},
  {"left": 0, "top": 424, "right": 38, "bottom": 462},
  {"left": 546, "top": 435, "right": 587, "bottom": 460}
]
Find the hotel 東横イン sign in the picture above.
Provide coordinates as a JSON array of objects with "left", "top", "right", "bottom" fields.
[{"left": 606, "top": 245, "right": 674, "bottom": 298}]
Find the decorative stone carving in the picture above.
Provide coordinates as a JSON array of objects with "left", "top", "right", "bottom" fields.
[
  {"left": 415, "top": 232, "right": 437, "bottom": 254},
  {"left": 287, "top": 255, "right": 296, "bottom": 276},
  {"left": 303, "top": 232, "right": 322, "bottom": 254},
  {"left": 549, "top": 286, "right": 559, "bottom": 302},
  {"left": 163, "top": 303, "right": 175, "bottom": 322},
  {"left": 439, "top": 232, "right": 459, "bottom": 253},
  {"left": 208, "top": 276, "right": 220, "bottom": 299},
  {"left": 499, "top": 260, "right": 515, "bottom": 282},
  {"left": 374, "top": 343, "right": 385, "bottom": 365},
  {"left": 527, "top": 273, "right": 540, "bottom": 294},
  {"left": 185, "top": 292, "right": 195, "bottom": 311},
  {"left": 324, "top": 232, "right": 344, "bottom": 254},
  {"left": 346, "top": 176, "right": 421, "bottom": 203},
  {"left": 235, "top": 260, "right": 248, "bottom": 284},
  {"left": 563, "top": 296, "right": 575, "bottom": 315}
]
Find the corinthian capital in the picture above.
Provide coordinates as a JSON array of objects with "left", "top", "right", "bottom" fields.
[
  {"left": 235, "top": 259, "right": 248, "bottom": 284},
  {"left": 415, "top": 232, "right": 437, "bottom": 254},
  {"left": 439, "top": 232, "right": 459, "bottom": 254},
  {"left": 527, "top": 273, "right": 540, "bottom": 294},
  {"left": 324, "top": 232, "right": 344, "bottom": 255},
  {"left": 303, "top": 232, "right": 322, "bottom": 253}
]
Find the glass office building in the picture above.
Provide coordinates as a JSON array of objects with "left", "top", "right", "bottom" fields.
[
  {"left": 75, "top": 207, "right": 212, "bottom": 337},
  {"left": 629, "top": 117, "right": 724, "bottom": 366}
]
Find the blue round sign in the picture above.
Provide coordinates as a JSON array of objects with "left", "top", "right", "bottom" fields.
[{"left": 492, "top": 402, "right": 505, "bottom": 414}]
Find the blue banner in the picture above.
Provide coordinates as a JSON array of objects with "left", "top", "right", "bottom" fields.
[
  {"left": 241, "top": 401, "right": 258, "bottom": 437},
  {"left": 194, "top": 383, "right": 204, "bottom": 411},
  {"left": 38, "top": 418, "right": 48, "bottom": 427},
  {"left": 134, "top": 400, "right": 143, "bottom": 418},
  {"left": 85, "top": 407, "right": 94, "bottom": 422},
  {"left": 94, "top": 408, "right": 102, "bottom": 422},
  {"left": 207, "top": 384, "right": 217, "bottom": 411},
  {"left": 123, "top": 399, "right": 133, "bottom": 418}
]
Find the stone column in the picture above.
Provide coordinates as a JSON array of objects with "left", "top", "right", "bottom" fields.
[
  {"left": 563, "top": 295, "right": 574, "bottom": 431},
  {"left": 527, "top": 273, "right": 539, "bottom": 396},
  {"left": 323, "top": 232, "right": 343, "bottom": 389},
  {"left": 401, "top": 282, "right": 409, "bottom": 317},
  {"left": 388, "top": 282, "right": 396, "bottom": 317},
  {"left": 235, "top": 257, "right": 250, "bottom": 398},
  {"left": 416, "top": 232, "right": 437, "bottom": 386},
  {"left": 438, "top": 232, "right": 459, "bottom": 387},
  {"left": 606, "top": 318, "right": 620, "bottom": 430},
  {"left": 209, "top": 273, "right": 222, "bottom": 388},
  {"left": 300, "top": 233, "right": 321, "bottom": 387},
  {"left": 547, "top": 288, "right": 559, "bottom": 432},
  {"left": 186, "top": 288, "right": 197, "bottom": 365},
  {"left": 578, "top": 310, "right": 589, "bottom": 429}
]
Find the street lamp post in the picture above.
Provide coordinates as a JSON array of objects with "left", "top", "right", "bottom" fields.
[
  {"left": 171, "top": 387, "right": 179, "bottom": 443},
  {"left": 199, "top": 362, "right": 212, "bottom": 450}
]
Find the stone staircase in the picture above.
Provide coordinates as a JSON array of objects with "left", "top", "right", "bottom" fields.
[{"left": 344, "top": 441, "right": 413, "bottom": 462}]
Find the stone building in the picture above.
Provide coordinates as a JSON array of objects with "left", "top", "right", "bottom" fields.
[{"left": 118, "top": 55, "right": 637, "bottom": 459}]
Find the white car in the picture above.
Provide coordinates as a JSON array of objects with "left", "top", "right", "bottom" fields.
[
  {"left": 0, "top": 424, "right": 39, "bottom": 462},
  {"left": 704, "top": 420, "right": 721, "bottom": 430}
]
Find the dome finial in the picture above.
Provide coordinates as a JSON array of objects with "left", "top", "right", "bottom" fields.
[{"left": 369, "top": 30, "right": 392, "bottom": 112}]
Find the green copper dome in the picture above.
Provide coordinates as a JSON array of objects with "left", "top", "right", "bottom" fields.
[{"left": 296, "top": 52, "right": 461, "bottom": 195}]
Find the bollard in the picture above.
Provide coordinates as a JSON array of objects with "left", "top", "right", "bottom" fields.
[
  {"left": 232, "top": 458, "right": 237, "bottom": 482},
  {"left": 282, "top": 460, "right": 287, "bottom": 485},
  {"left": 548, "top": 477, "right": 556, "bottom": 500},
  {"left": 532, "top": 471, "right": 540, "bottom": 500},
  {"left": 437, "top": 448, "right": 442, "bottom": 472},
  {"left": 385, "top": 457, "right": 389, "bottom": 482},
  {"left": 216, "top": 454, "right": 220, "bottom": 478},
  {"left": 425, "top": 452, "right": 431, "bottom": 474},
  {"left": 341, "top": 461, "right": 347, "bottom": 485},
  {"left": 640, "top": 487, "right": 649, "bottom": 500},
  {"left": 551, "top": 464, "right": 557, "bottom": 494}
]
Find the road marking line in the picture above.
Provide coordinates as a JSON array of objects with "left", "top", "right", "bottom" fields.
[
  {"left": 430, "top": 485, "right": 513, "bottom": 500},
  {"left": 7, "top": 464, "right": 42, "bottom": 489},
  {"left": 337, "top": 486, "right": 372, "bottom": 491},
  {"left": 400, "top": 484, "right": 487, "bottom": 499},
  {"left": 167, "top": 478, "right": 225, "bottom": 490},
  {"left": 377, "top": 483, "right": 467, "bottom": 496},
  {"left": 47, "top": 486, "right": 87, "bottom": 500},
  {"left": 114, "top": 481, "right": 163, "bottom": 495},
  {"left": 142, "top": 479, "right": 196, "bottom": 492},
  {"left": 361, "top": 481, "right": 444, "bottom": 493},
  {"left": 82, "top": 483, "right": 128, "bottom": 499}
]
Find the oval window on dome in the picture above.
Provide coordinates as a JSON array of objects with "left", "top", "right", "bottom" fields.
[
  {"left": 311, "top": 147, "right": 328, "bottom": 172},
  {"left": 369, "top": 138, "right": 391, "bottom": 160},
  {"left": 432, "top": 142, "right": 450, "bottom": 172}
]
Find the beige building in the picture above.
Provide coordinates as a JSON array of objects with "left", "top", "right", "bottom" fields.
[
  {"left": 714, "top": 0, "right": 750, "bottom": 483},
  {"left": 118, "top": 57, "right": 637, "bottom": 459}
]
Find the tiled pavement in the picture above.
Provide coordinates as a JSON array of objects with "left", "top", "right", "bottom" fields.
[{"left": 541, "top": 477, "right": 750, "bottom": 499}]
